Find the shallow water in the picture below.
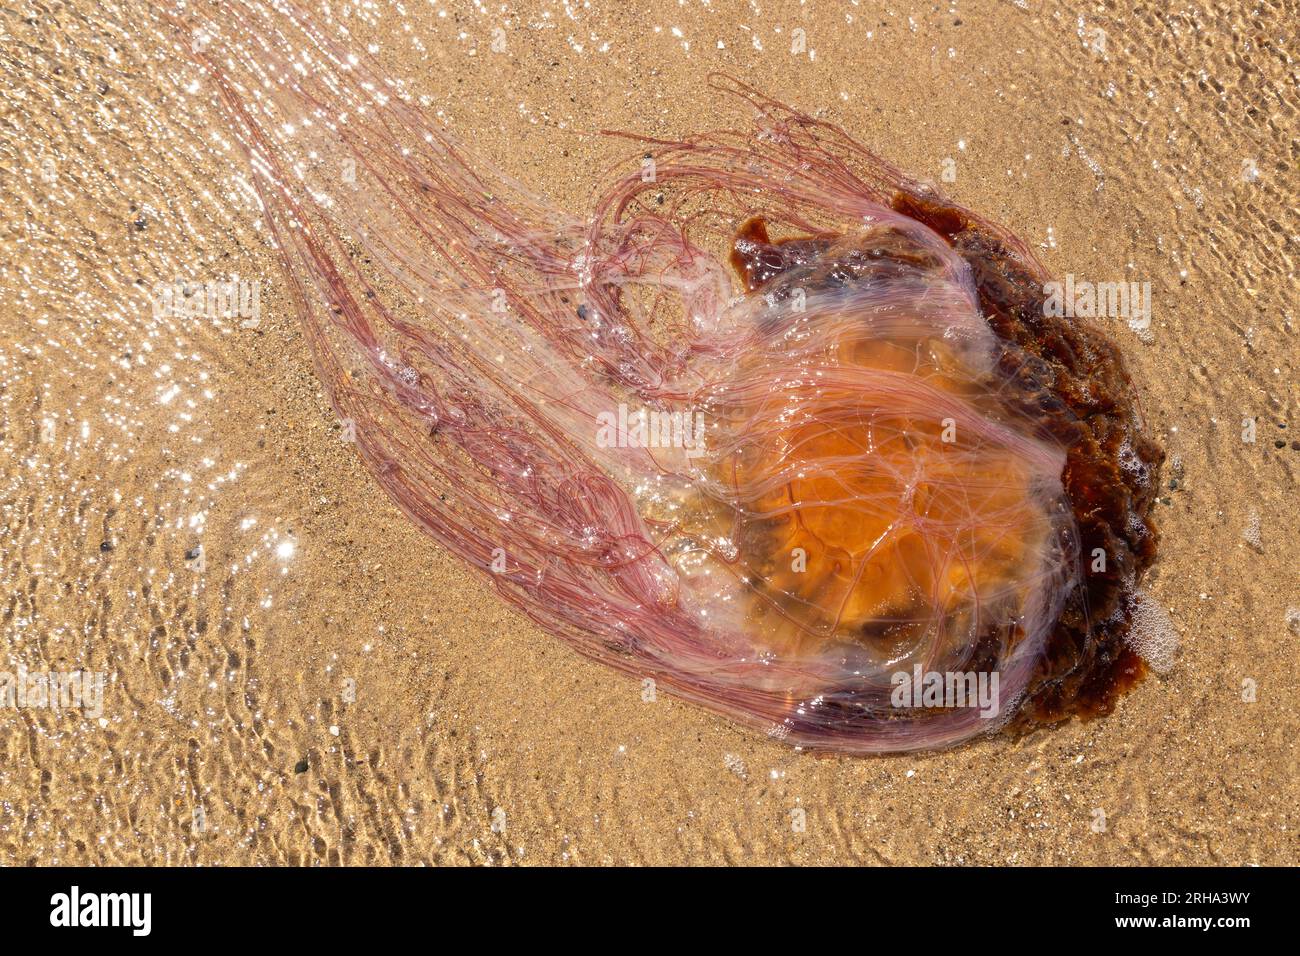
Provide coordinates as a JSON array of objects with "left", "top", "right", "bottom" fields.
[{"left": 0, "top": 1, "right": 1295, "bottom": 864}]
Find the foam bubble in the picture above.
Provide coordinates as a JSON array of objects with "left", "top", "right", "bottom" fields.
[
  {"left": 1124, "top": 589, "right": 1179, "bottom": 673},
  {"left": 1243, "top": 511, "right": 1263, "bottom": 551}
]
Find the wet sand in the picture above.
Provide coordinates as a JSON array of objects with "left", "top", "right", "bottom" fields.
[{"left": 0, "top": 0, "right": 1296, "bottom": 864}]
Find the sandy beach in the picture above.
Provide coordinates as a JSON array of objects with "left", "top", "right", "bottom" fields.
[{"left": 0, "top": 0, "right": 1295, "bottom": 865}]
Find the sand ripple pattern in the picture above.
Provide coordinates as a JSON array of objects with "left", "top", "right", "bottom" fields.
[{"left": 0, "top": 1, "right": 1294, "bottom": 864}]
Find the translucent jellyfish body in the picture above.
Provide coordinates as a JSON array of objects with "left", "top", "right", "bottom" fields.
[{"left": 184, "top": 2, "right": 1166, "bottom": 753}]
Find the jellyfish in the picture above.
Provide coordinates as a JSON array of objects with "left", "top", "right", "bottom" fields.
[{"left": 178, "top": 1, "right": 1166, "bottom": 753}]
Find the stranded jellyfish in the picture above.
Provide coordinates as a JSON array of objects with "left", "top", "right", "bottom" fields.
[{"left": 184, "top": 2, "right": 1169, "bottom": 753}]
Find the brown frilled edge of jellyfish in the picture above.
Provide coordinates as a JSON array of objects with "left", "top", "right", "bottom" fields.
[{"left": 891, "top": 192, "right": 1165, "bottom": 727}]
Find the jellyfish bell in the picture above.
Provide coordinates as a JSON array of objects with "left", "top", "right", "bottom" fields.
[
  {"left": 645, "top": 209, "right": 1085, "bottom": 749},
  {"left": 185, "top": 2, "right": 1166, "bottom": 753}
]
